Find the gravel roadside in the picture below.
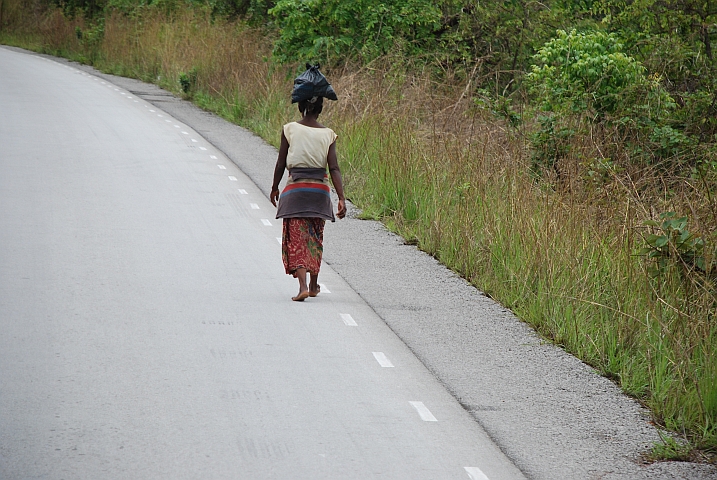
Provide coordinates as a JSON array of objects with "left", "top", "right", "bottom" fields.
[{"left": 26, "top": 48, "right": 716, "bottom": 479}]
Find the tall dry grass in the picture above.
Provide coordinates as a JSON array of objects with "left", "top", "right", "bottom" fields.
[
  {"left": 330, "top": 65, "right": 717, "bottom": 456},
  {"left": 2, "top": 2, "right": 715, "bottom": 457}
]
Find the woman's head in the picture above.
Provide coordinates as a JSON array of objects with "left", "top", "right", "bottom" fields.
[{"left": 298, "top": 96, "right": 324, "bottom": 117}]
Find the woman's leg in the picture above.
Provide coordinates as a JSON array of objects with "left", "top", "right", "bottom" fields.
[
  {"left": 292, "top": 267, "right": 309, "bottom": 301},
  {"left": 284, "top": 218, "right": 308, "bottom": 301},
  {"left": 309, "top": 273, "right": 320, "bottom": 297},
  {"left": 283, "top": 218, "right": 324, "bottom": 301}
]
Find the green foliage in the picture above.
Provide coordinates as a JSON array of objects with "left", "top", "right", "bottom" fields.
[
  {"left": 102, "top": 0, "right": 246, "bottom": 17},
  {"left": 47, "top": 0, "right": 105, "bottom": 18},
  {"left": 473, "top": 90, "right": 522, "bottom": 127},
  {"left": 526, "top": 29, "right": 695, "bottom": 167},
  {"left": 584, "top": 156, "right": 621, "bottom": 188},
  {"left": 594, "top": 0, "right": 717, "bottom": 142},
  {"left": 268, "top": 0, "right": 441, "bottom": 64},
  {"left": 594, "top": 0, "right": 717, "bottom": 62},
  {"left": 201, "top": 0, "right": 273, "bottom": 22},
  {"left": 641, "top": 212, "right": 707, "bottom": 277},
  {"left": 205, "top": 0, "right": 249, "bottom": 19},
  {"left": 650, "top": 433, "right": 693, "bottom": 461},
  {"left": 71, "top": 19, "right": 104, "bottom": 63},
  {"left": 528, "top": 29, "right": 655, "bottom": 118},
  {"left": 178, "top": 67, "right": 197, "bottom": 94},
  {"left": 529, "top": 114, "right": 574, "bottom": 175},
  {"left": 438, "top": 0, "right": 584, "bottom": 87}
]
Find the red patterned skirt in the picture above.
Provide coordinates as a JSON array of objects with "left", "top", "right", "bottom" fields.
[{"left": 282, "top": 218, "right": 325, "bottom": 276}]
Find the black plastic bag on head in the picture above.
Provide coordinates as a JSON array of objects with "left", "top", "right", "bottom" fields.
[{"left": 291, "top": 63, "right": 338, "bottom": 104}]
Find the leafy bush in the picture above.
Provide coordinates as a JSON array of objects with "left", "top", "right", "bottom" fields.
[
  {"left": 529, "top": 114, "right": 574, "bottom": 175},
  {"left": 593, "top": 0, "right": 717, "bottom": 148},
  {"left": 46, "top": 0, "right": 105, "bottom": 18},
  {"left": 437, "top": 0, "right": 581, "bottom": 89},
  {"left": 268, "top": 0, "right": 441, "bottom": 64},
  {"left": 179, "top": 67, "right": 197, "bottom": 95},
  {"left": 528, "top": 30, "right": 658, "bottom": 118},
  {"left": 526, "top": 29, "right": 694, "bottom": 167},
  {"left": 641, "top": 212, "right": 708, "bottom": 277}
]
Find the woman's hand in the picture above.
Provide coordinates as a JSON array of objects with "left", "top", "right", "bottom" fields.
[
  {"left": 337, "top": 198, "right": 346, "bottom": 219},
  {"left": 270, "top": 188, "right": 280, "bottom": 207}
]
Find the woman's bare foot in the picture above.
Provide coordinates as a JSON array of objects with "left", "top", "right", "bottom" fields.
[
  {"left": 292, "top": 267, "right": 309, "bottom": 301},
  {"left": 309, "top": 284, "right": 320, "bottom": 297},
  {"left": 292, "top": 290, "right": 310, "bottom": 301}
]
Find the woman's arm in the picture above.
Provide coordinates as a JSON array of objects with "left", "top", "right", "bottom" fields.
[
  {"left": 270, "top": 131, "right": 289, "bottom": 207},
  {"left": 327, "top": 141, "right": 346, "bottom": 219}
]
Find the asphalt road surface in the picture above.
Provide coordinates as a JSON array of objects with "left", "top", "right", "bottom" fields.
[
  {"left": 2, "top": 46, "right": 716, "bottom": 479},
  {"left": 0, "top": 47, "right": 524, "bottom": 479}
]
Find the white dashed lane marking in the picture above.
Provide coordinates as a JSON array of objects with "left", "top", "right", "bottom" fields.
[
  {"left": 210, "top": 155, "right": 218, "bottom": 160},
  {"left": 464, "top": 467, "right": 490, "bottom": 480},
  {"left": 199, "top": 147, "right": 207, "bottom": 151},
  {"left": 372, "top": 352, "right": 394, "bottom": 367},
  {"left": 250, "top": 203, "right": 259, "bottom": 209},
  {"left": 340, "top": 314, "right": 357, "bottom": 326},
  {"left": 318, "top": 284, "right": 330, "bottom": 293},
  {"left": 261, "top": 219, "right": 272, "bottom": 226},
  {"left": 409, "top": 401, "right": 437, "bottom": 422},
  {"left": 276, "top": 237, "right": 281, "bottom": 244},
  {"left": 238, "top": 189, "right": 248, "bottom": 195},
  {"left": 217, "top": 165, "right": 226, "bottom": 170},
  {"left": 228, "top": 176, "right": 237, "bottom": 181}
]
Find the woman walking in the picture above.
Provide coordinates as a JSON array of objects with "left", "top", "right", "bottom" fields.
[{"left": 270, "top": 67, "right": 346, "bottom": 301}]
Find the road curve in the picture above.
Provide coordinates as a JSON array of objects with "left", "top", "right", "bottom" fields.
[{"left": 0, "top": 46, "right": 525, "bottom": 479}]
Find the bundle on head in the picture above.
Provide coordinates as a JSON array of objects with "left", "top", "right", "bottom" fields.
[{"left": 292, "top": 63, "right": 338, "bottom": 104}]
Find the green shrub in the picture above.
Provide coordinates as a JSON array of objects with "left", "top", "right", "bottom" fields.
[
  {"left": 641, "top": 212, "right": 708, "bottom": 277},
  {"left": 179, "top": 67, "right": 197, "bottom": 95},
  {"left": 526, "top": 29, "right": 693, "bottom": 167},
  {"left": 268, "top": 0, "right": 441, "bottom": 64},
  {"left": 592, "top": 0, "right": 717, "bottom": 158},
  {"left": 528, "top": 29, "right": 658, "bottom": 118}
]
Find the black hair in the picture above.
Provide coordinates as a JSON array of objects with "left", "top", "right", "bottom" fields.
[{"left": 298, "top": 96, "right": 324, "bottom": 117}]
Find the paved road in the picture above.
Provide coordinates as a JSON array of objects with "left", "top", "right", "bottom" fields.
[{"left": 0, "top": 47, "right": 525, "bottom": 479}]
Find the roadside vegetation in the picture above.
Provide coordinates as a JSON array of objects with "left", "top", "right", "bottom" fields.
[{"left": 2, "top": 0, "right": 716, "bottom": 460}]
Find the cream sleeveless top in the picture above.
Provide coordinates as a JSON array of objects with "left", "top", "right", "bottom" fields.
[{"left": 283, "top": 122, "right": 338, "bottom": 169}]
